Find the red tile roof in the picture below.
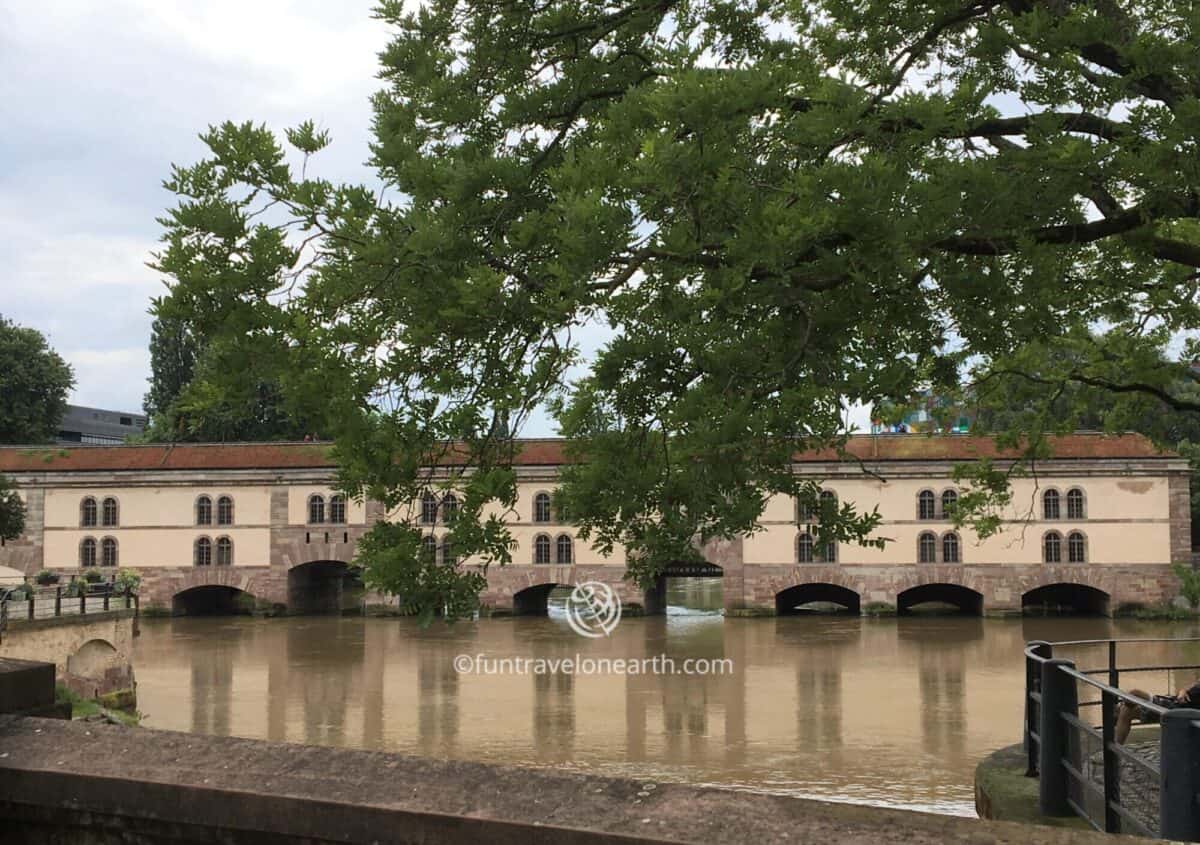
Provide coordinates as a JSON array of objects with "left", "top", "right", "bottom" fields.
[{"left": 0, "top": 433, "right": 1172, "bottom": 474}]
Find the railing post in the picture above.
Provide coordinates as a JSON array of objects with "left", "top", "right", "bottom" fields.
[
  {"left": 1039, "top": 657, "right": 1078, "bottom": 816},
  {"left": 28, "top": 594, "right": 34, "bottom": 620},
  {"left": 1107, "top": 640, "right": 1118, "bottom": 689},
  {"left": 1161, "top": 709, "right": 1200, "bottom": 841},
  {"left": 1101, "top": 688, "right": 1121, "bottom": 834},
  {"left": 1025, "top": 641, "right": 1052, "bottom": 776},
  {"left": 103, "top": 585, "right": 110, "bottom": 612},
  {"left": 54, "top": 586, "right": 61, "bottom": 617},
  {"left": 80, "top": 586, "right": 86, "bottom": 615}
]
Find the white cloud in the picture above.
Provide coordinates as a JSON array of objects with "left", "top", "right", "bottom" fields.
[{"left": 0, "top": 0, "right": 384, "bottom": 414}]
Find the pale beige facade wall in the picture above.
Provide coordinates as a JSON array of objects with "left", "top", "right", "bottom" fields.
[
  {"left": 44, "top": 486, "right": 274, "bottom": 528},
  {"left": 747, "top": 475, "right": 1172, "bottom": 566},
  {"left": 13, "top": 461, "right": 1180, "bottom": 575},
  {"left": 42, "top": 485, "right": 276, "bottom": 569},
  {"left": 43, "top": 527, "right": 271, "bottom": 569}
]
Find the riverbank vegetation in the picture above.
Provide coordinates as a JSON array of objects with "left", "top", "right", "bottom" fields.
[{"left": 55, "top": 684, "right": 140, "bottom": 726}]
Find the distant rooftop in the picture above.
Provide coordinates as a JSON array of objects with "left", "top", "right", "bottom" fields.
[
  {"left": 56, "top": 404, "right": 147, "bottom": 447},
  {"left": 0, "top": 432, "right": 1173, "bottom": 474}
]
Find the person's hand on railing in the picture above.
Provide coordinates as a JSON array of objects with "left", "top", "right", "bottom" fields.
[{"left": 1176, "top": 688, "right": 1193, "bottom": 704}]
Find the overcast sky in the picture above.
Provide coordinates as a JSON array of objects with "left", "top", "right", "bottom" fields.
[
  {"left": 0, "top": 2, "right": 874, "bottom": 435},
  {"left": 0, "top": 1, "right": 386, "bottom": 414}
]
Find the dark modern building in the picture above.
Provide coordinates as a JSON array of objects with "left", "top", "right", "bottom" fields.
[{"left": 56, "top": 404, "right": 147, "bottom": 445}]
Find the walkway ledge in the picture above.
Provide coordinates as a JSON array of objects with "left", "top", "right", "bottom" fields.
[{"left": 0, "top": 716, "right": 1143, "bottom": 844}]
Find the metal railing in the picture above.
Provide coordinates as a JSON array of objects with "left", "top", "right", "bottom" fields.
[
  {"left": 0, "top": 582, "right": 139, "bottom": 643},
  {"left": 1025, "top": 638, "right": 1200, "bottom": 840}
]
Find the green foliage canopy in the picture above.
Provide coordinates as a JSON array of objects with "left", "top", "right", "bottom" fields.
[
  {"left": 155, "top": 1, "right": 1200, "bottom": 615},
  {"left": 0, "top": 474, "right": 25, "bottom": 543},
  {"left": 0, "top": 314, "right": 74, "bottom": 445}
]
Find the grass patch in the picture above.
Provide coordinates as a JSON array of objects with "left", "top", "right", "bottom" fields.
[{"left": 55, "top": 684, "right": 140, "bottom": 725}]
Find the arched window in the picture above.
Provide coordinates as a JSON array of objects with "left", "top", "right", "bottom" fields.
[
  {"left": 918, "top": 490, "right": 936, "bottom": 520},
  {"left": 797, "top": 497, "right": 817, "bottom": 523},
  {"left": 101, "top": 497, "right": 119, "bottom": 527},
  {"left": 217, "top": 495, "right": 234, "bottom": 526},
  {"left": 80, "top": 497, "right": 97, "bottom": 527},
  {"left": 940, "top": 489, "right": 958, "bottom": 519},
  {"left": 819, "top": 489, "right": 838, "bottom": 519},
  {"left": 80, "top": 537, "right": 96, "bottom": 568},
  {"left": 421, "top": 535, "right": 438, "bottom": 563},
  {"left": 441, "top": 494, "right": 459, "bottom": 523},
  {"left": 440, "top": 536, "right": 456, "bottom": 565},
  {"left": 556, "top": 534, "right": 573, "bottom": 564},
  {"left": 1066, "top": 488, "right": 1086, "bottom": 520},
  {"left": 942, "top": 532, "right": 961, "bottom": 564},
  {"left": 918, "top": 531, "right": 938, "bottom": 563},
  {"left": 216, "top": 537, "right": 233, "bottom": 566},
  {"left": 196, "top": 495, "right": 212, "bottom": 526},
  {"left": 194, "top": 537, "right": 212, "bottom": 567},
  {"left": 329, "top": 495, "right": 347, "bottom": 524},
  {"left": 308, "top": 494, "right": 326, "bottom": 524},
  {"left": 101, "top": 537, "right": 118, "bottom": 567},
  {"left": 534, "top": 492, "right": 552, "bottom": 523},
  {"left": 1043, "top": 489, "right": 1061, "bottom": 520},
  {"left": 797, "top": 530, "right": 815, "bottom": 563},
  {"left": 1043, "top": 531, "right": 1062, "bottom": 564},
  {"left": 534, "top": 533, "right": 552, "bottom": 564},
  {"left": 1068, "top": 531, "right": 1087, "bottom": 563},
  {"left": 420, "top": 492, "right": 438, "bottom": 525},
  {"left": 823, "top": 539, "right": 838, "bottom": 563}
]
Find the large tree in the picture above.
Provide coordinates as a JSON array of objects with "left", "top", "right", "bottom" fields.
[
  {"left": 142, "top": 298, "right": 319, "bottom": 442},
  {"left": 0, "top": 314, "right": 74, "bottom": 444},
  {"left": 155, "top": 1, "right": 1200, "bottom": 617}
]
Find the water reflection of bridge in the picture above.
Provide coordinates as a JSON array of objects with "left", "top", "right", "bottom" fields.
[{"left": 159, "top": 612, "right": 1013, "bottom": 788}]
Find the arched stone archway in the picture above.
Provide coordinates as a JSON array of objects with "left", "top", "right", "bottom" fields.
[
  {"left": 173, "top": 585, "right": 258, "bottom": 616},
  {"left": 63, "top": 637, "right": 133, "bottom": 701},
  {"left": 897, "top": 583, "right": 984, "bottom": 616},
  {"left": 288, "top": 560, "right": 360, "bottom": 615},
  {"left": 513, "top": 583, "right": 559, "bottom": 616},
  {"left": 775, "top": 583, "right": 861, "bottom": 615},
  {"left": 1022, "top": 582, "right": 1111, "bottom": 616}
]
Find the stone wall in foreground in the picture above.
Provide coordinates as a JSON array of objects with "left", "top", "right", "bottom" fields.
[{"left": 0, "top": 715, "right": 1127, "bottom": 845}]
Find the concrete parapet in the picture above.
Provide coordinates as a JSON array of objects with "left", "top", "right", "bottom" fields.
[{"left": 0, "top": 716, "right": 1143, "bottom": 845}]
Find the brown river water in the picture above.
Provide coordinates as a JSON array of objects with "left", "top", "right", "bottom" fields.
[{"left": 130, "top": 579, "right": 1200, "bottom": 817}]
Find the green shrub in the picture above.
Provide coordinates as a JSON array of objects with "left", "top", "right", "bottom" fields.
[
  {"left": 34, "top": 569, "right": 58, "bottom": 585},
  {"left": 114, "top": 569, "right": 141, "bottom": 593},
  {"left": 1173, "top": 562, "right": 1200, "bottom": 610},
  {"left": 81, "top": 569, "right": 103, "bottom": 584}
]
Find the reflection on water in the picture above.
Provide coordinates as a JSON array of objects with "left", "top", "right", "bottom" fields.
[{"left": 131, "top": 585, "right": 1200, "bottom": 817}]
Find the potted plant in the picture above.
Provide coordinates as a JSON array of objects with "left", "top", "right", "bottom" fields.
[{"left": 34, "top": 569, "right": 59, "bottom": 586}]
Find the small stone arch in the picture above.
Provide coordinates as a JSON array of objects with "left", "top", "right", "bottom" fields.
[
  {"left": 64, "top": 638, "right": 129, "bottom": 699},
  {"left": 1022, "top": 582, "right": 1110, "bottom": 616},
  {"left": 173, "top": 584, "right": 257, "bottom": 616},
  {"left": 775, "top": 582, "right": 861, "bottom": 615},
  {"left": 897, "top": 583, "right": 983, "bottom": 615},
  {"left": 67, "top": 638, "right": 120, "bottom": 678}
]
